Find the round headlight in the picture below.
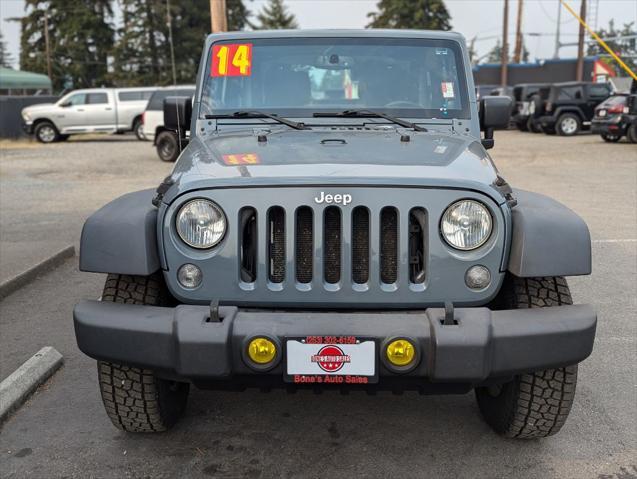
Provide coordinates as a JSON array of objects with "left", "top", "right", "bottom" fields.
[
  {"left": 441, "top": 200, "right": 492, "bottom": 250},
  {"left": 176, "top": 199, "right": 226, "bottom": 249}
]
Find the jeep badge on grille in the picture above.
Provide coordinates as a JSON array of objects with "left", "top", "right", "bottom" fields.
[{"left": 314, "top": 191, "right": 352, "bottom": 206}]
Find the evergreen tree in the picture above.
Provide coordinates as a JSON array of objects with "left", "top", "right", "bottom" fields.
[
  {"left": 0, "top": 30, "right": 14, "bottom": 68},
  {"left": 17, "top": 0, "right": 114, "bottom": 91},
  {"left": 228, "top": 0, "right": 252, "bottom": 31},
  {"left": 486, "top": 40, "right": 503, "bottom": 64},
  {"left": 587, "top": 20, "right": 636, "bottom": 75},
  {"left": 110, "top": 0, "right": 170, "bottom": 86},
  {"left": 367, "top": 0, "right": 451, "bottom": 30},
  {"left": 256, "top": 0, "right": 298, "bottom": 30}
]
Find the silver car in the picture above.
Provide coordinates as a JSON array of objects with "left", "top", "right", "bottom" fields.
[{"left": 21, "top": 87, "right": 156, "bottom": 143}]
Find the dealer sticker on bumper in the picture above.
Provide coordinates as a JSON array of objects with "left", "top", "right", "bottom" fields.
[{"left": 286, "top": 337, "right": 376, "bottom": 384}]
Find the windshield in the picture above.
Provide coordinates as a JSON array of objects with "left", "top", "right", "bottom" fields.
[{"left": 200, "top": 37, "right": 469, "bottom": 119}]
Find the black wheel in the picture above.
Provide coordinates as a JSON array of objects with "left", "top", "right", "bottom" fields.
[
  {"left": 544, "top": 126, "right": 557, "bottom": 135},
  {"left": 97, "top": 273, "right": 189, "bottom": 433},
  {"left": 601, "top": 132, "right": 622, "bottom": 143},
  {"left": 476, "top": 275, "right": 578, "bottom": 439},
  {"left": 556, "top": 113, "right": 581, "bottom": 136},
  {"left": 34, "top": 121, "right": 59, "bottom": 143},
  {"left": 627, "top": 123, "right": 637, "bottom": 143},
  {"left": 515, "top": 121, "right": 529, "bottom": 132},
  {"left": 527, "top": 118, "right": 542, "bottom": 133},
  {"left": 133, "top": 117, "right": 145, "bottom": 140},
  {"left": 156, "top": 130, "right": 180, "bottom": 162}
]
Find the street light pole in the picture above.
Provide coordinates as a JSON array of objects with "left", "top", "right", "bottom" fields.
[
  {"left": 501, "top": 0, "right": 509, "bottom": 87},
  {"left": 576, "top": 0, "right": 587, "bottom": 81},
  {"left": 210, "top": 0, "right": 228, "bottom": 33}
]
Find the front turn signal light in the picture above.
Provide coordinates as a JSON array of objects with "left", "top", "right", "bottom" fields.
[
  {"left": 386, "top": 339, "right": 416, "bottom": 367},
  {"left": 247, "top": 337, "right": 277, "bottom": 364}
]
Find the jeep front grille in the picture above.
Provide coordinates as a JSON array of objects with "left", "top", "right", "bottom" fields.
[{"left": 239, "top": 203, "right": 427, "bottom": 288}]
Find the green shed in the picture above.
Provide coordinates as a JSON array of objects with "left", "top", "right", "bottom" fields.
[{"left": 0, "top": 67, "right": 52, "bottom": 95}]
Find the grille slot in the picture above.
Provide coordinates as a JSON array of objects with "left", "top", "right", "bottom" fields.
[
  {"left": 352, "top": 207, "right": 369, "bottom": 284},
  {"left": 295, "top": 206, "right": 313, "bottom": 283},
  {"left": 239, "top": 207, "right": 257, "bottom": 283},
  {"left": 380, "top": 207, "right": 398, "bottom": 284},
  {"left": 268, "top": 207, "right": 285, "bottom": 283},
  {"left": 323, "top": 207, "right": 341, "bottom": 284},
  {"left": 409, "top": 208, "right": 427, "bottom": 284}
]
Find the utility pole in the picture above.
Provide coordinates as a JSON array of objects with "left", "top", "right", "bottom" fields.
[
  {"left": 501, "top": 0, "right": 509, "bottom": 87},
  {"left": 554, "top": 0, "right": 562, "bottom": 58},
  {"left": 166, "top": 0, "right": 177, "bottom": 85},
  {"left": 210, "top": 0, "right": 228, "bottom": 33},
  {"left": 576, "top": 0, "right": 587, "bottom": 81},
  {"left": 43, "top": 13, "right": 52, "bottom": 80},
  {"left": 513, "top": 0, "right": 524, "bottom": 63}
]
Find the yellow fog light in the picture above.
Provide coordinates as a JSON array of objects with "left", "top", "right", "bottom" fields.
[
  {"left": 386, "top": 339, "right": 416, "bottom": 367},
  {"left": 247, "top": 337, "right": 277, "bottom": 365}
]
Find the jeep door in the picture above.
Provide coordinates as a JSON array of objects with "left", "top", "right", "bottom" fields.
[{"left": 83, "top": 91, "right": 117, "bottom": 132}]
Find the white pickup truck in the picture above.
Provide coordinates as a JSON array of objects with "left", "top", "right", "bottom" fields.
[{"left": 22, "top": 87, "right": 156, "bottom": 143}]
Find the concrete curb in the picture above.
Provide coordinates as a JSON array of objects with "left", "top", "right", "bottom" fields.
[
  {"left": 0, "top": 245, "right": 75, "bottom": 300},
  {"left": 0, "top": 346, "right": 64, "bottom": 423}
]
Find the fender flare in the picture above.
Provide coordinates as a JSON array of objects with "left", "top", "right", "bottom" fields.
[
  {"left": 507, "top": 190, "right": 591, "bottom": 277},
  {"left": 553, "top": 106, "right": 585, "bottom": 121},
  {"left": 80, "top": 189, "right": 160, "bottom": 275}
]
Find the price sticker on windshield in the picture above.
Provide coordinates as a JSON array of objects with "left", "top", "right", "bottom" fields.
[{"left": 211, "top": 43, "right": 253, "bottom": 77}]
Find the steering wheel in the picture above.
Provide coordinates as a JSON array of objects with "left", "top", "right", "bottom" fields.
[{"left": 384, "top": 100, "right": 421, "bottom": 108}]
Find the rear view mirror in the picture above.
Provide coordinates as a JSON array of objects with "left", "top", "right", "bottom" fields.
[
  {"left": 59, "top": 101, "right": 71, "bottom": 108},
  {"left": 479, "top": 96, "right": 513, "bottom": 149},
  {"left": 164, "top": 96, "right": 192, "bottom": 134}
]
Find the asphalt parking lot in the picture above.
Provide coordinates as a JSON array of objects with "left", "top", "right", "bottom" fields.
[{"left": 0, "top": 131, "right": 636, "bottom": 479}]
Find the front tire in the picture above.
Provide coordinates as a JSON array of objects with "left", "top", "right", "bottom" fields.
[
  {"left": 156, "top": 130, "right": 180, "bottom": 162},
  {"left": 556, "top": 113, "right": 581, "bottom": 136},
  {"left": 34, "top": 121, "right": 59, "bottom": 143},
  {"left": 97, "top": 273, "right": 189, "bottom": 433},
  {"left": 475, "top": 275, "right": 579, "bottom": 438}
]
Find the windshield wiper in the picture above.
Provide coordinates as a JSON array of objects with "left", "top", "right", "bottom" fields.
[
  {"left": 204, "top": 111, "right": 309, "bottom": 130},
  {"left": 313, "top": 109, "right": 427, "bottom": 132}
]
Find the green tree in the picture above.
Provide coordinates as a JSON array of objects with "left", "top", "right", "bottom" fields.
[
  {"left": 111, "top": 0, "right": 251, "bottom": 87},
  {"left": 255, "top": 0, "right": 298, "bottom": 30},
  {"left": 17, "top": 0, "right": 114, "bottom": 91},
  {"left": 0, "top": 30, "right": 14, "bottom": 68},
  {"left": 110, "top": 0, "right": 170, "bottom": 86},
  {"left": 486, "top": 40, "right": 503, "bottom": 64},
  {"left": 587, "top": 20, "right": 636, "bottom": 75},
  {"left": 227, "top": 0, "right": 252, "bottom": 31},
  {"left": 367, "top": 0, "right": 451, "bottom": 30}
]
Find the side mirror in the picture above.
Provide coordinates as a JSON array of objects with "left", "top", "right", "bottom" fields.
[
  {"left": 59, "top": 101, "right": 71, "bottom": 108},
  {"left": 479, "top": 96, "right": 513, "bottom": 149},
  {"left": 163, "top": 96, "right": 192, "bottom": 135}
]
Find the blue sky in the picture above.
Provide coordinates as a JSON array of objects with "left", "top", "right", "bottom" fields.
[{"left": 1, "top": 0, "right": 635, "bottom": 69}]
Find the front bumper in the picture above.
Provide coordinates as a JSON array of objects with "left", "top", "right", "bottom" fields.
[
  {"left": 74, "top": 300, "right": 596, "bottom": 386},
  {"left": 22, "top": 121, "right": 34, "bottom": 135}
]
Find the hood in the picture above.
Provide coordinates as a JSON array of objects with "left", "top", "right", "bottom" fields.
[
  {"left": 164, "top": 127, "right": 504, "bottom": 203},
  {"left": 22, "top": 103, "right": 56, "bottom": 113}
]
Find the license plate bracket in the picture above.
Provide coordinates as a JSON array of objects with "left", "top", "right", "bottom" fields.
[{"left": 284, "top": 336, "right": 378, "bottom": 384}]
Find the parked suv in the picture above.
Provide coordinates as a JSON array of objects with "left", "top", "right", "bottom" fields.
[
  {"left": 74, "top": 30, "right": 596, "bottom": 439},
  {"left": 22, "top": 87, "right": 156, "bottom": 143},
  {"left": 591, "top": 94, "right": 631, "bottom": 142},
  {"left": 538, "top": 81, "right": 611, "bottom": 136},
  {"left": 511, "top": 83, "right": 549, "bottom": 131}
]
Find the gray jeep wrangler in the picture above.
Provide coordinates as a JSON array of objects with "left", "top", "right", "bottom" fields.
[{"left": 73, "top": 30, "right": 596, "bottom": 438}]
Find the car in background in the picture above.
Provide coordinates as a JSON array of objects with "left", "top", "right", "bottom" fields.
[
  {"left": 475, "top": 84, "right": 499, "bottom": 101},
  {"left": 511, "top": 83, "right": 549, "bottom": 132},
  {"left": 21, "top": 87, "right": 156, "bottom": 143},
  {"left": 538, "top": 81, "right": 612, "bottom": 136},
  {"left": 141, "top": 85, "right": 195, "bottom": 142},
  {"left": 591, "top": 94, "right": 631, "bottom": 142},
  {"left": 142, "top": 86, "right": 195, "bottom": 162}
]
